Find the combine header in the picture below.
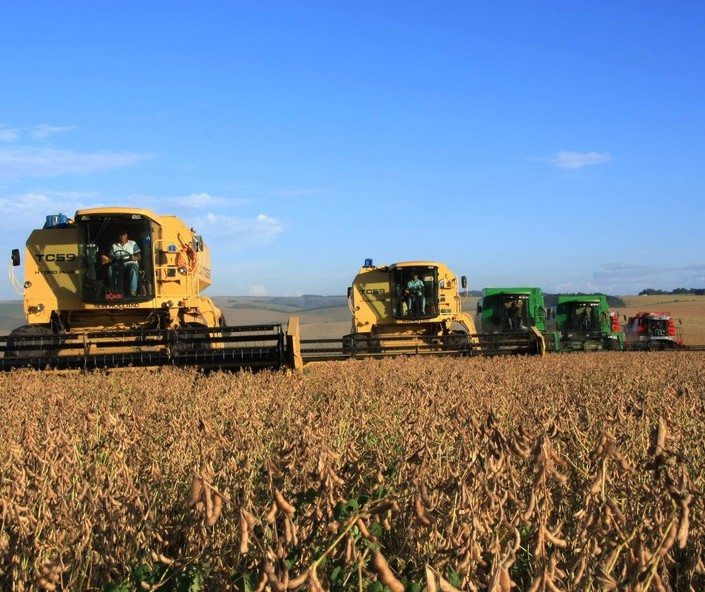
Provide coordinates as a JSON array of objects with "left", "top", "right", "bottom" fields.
[
  {"left": 3, "top": 208, "right": 299, "bottom": 371},
  {"left": 550, "top": 295, "right": 624, "bottom": 351}
]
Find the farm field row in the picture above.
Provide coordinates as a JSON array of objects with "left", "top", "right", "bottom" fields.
[{"left": 1, "top": 352, "right": 703, "bottom": 590}]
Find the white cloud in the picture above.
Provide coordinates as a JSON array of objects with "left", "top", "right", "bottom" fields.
[
  {"left": 156, "top": 192, "right": 246, "bottom": 209},
  {"left": 0, "top": 126, "right": 21, "bottom": 142},
  {"left": 0, "top": 124, "right": 75, "bottom": 142},
  {"left": 0, "top": 192, "right": 53, "bottom": 216},
  {"left": 0, "top": 191, "right": 105, "bottom": 231},
  {"left": 0, "top": 147, "right": 152, "bottom": 179},
  {"left": 248, "top": 284, "right": 268, "bottom": 296},
  {"left": 550, "top": 151, "right": 611, "bottom": 169},
  {"left": 30, "top": 125, "right": 76, "bottom": 139},
  {"left": 193, "top": 212, "right": 284, "bottom": 247}
]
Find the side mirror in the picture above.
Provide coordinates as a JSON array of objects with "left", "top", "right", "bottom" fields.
[
  {"left": 461, "top": 275, "right": 467, "bottom": 289},
  {"left": 347, "top": 287, "right": 352, "bottom": 298},
  {"left": 11, "top": 249, "right": 20, "bottom": 266},
  {"left": 192, "top": 235, "right": 204, "bottom": 252}
]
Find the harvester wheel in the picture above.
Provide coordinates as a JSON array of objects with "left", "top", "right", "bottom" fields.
[
  {"left": 607, "top": 339, "right": 622, "bottom": 351},
  {"left": 5, "top": 325, "right": 55, "bottom": 358},
  {"left": 443, "top": 331, "right": 471, "bottom": 351}
]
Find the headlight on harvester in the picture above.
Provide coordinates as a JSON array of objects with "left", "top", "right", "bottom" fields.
[
  {"left": 177, "top": 266, "right": 188, "bottom": 275},
  {"left": 162, "top": 300, "right": 173, "bottom": 309},
  {"left": 28, "top": 303, "right": 44, "bottom": 314},
  {"left": 24, "top": 281, "right": 32, "bottom": 289}
]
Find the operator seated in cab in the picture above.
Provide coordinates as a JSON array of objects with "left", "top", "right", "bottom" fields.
[
  {"left": 101, "top": 229, "right": 141, "bottom": 296},
  {"left": 406, "top": 274, "right": 426, "bottom": 317}
]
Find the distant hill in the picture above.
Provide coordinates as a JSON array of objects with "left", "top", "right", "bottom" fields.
[
  {"left": 219, "top": 294, "right": 347, "bottom": 312},
  {"left": 0, "top": 301, "right": 23, "bottom": 333},
  {"left": 639, "top": 288, "right": 705, "bottom": 296},
  {"left": 0, "top": 297, "right": 352, "bottom": 337}
]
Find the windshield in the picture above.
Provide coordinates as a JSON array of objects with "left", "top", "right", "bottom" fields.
[
  {"left": 647, "top": 319, "right": 670, "bottom": 336},
  {"left": 391, "top": 266, "right": 438, "bottom": 319},
  {"left": 77, "top": 215, "right": 155, "bottom": 303},
  {"left": 488, "top": 295, "right": 531, "bottom": 331},
  {"left": 569, "top": 303, "right": 600, "bottom": 332}
]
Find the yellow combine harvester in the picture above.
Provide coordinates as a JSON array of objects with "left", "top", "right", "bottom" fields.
[
  {"left": 345, "top": 259, "right": 479, "bottom": 353},
  {"left": 2, "top": 207, "right": 299, "bottom": 371}
]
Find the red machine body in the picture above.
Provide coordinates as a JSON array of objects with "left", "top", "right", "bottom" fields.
[{"left": 624, "top": 311, "right": 683, "bottom": 350}]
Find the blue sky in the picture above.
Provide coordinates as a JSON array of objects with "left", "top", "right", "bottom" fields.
[{"left": 1, "top": 1, "right": 704, "bottom": 298}]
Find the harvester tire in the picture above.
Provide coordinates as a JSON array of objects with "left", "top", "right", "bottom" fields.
[
  {"left": 607, "top": 339, "right": 622, "bottom": 351},
  {"left": 443, "top": 331, "right": 471, "bottom": 351}
]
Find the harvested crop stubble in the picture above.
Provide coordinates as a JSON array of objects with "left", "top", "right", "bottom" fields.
[{"left": 1, "top": 352, "right": 704, "bottom": 590}]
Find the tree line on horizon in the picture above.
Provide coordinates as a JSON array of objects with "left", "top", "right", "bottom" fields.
[{"left": 638, "top": 288, "right": 705, "bottom": 296}]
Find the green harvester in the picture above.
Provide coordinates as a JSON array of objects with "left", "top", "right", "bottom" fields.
[
  {"left": 551, "top": 294, "right": 624, "bottom": 351},
  {"left": 476, "top": 287, "right": 547, "bottom": 355}
]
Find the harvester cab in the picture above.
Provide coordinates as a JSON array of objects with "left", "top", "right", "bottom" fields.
[
  {"left": 624, "top": 312, "right": 684, "bottom": 350},
  {"left": 552, "top": 295, "right": 624, "bottom": 351},
  {"left": 3, "top": 208, "right": 298, "bottom": 371},
  {"left": 475, "top": 287, "right": 547, "bottom": 355}
]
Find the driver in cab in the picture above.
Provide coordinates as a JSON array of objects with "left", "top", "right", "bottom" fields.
[{"left": 102, "top": 229, "right": 141, "bottom": 296}]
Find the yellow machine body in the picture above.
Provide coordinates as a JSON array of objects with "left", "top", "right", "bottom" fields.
[
  {"left": 345, "top": 260, "right": 479, "bottom": 352},
  {"left": 21, "top": 207, "right": 221, "bottom": 335},
  {"left": 4, "top": 208, "right": 290, "bottom": 370}
]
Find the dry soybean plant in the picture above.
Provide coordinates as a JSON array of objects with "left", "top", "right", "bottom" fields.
[{"left": 0, "top": 352, "right": 703, "bottom": 591}]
